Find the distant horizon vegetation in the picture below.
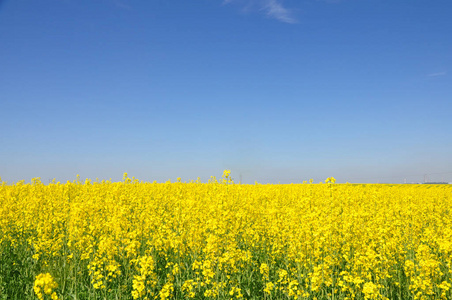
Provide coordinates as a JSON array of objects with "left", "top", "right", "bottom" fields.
[{"left": 1, "top": 171, "right": 451, "bottom": 185}]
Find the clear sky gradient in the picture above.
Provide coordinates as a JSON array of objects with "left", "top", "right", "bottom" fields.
[{"left": 1, "top": 0, "right": 451, "bottom": 184}]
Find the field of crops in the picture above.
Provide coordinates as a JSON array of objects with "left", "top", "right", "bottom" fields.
[{"left": 1, "top": 171, "right": 451, "bottom": 300}]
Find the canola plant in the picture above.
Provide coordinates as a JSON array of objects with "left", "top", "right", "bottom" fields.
[{"left": 0, "top": 171, "right": 451, "bottom": 300}]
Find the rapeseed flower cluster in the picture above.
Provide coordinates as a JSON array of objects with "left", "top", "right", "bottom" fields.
[
  {"left": 33, "top": 273, "right": 59, "bottom": 300},
  {"left": 0, "top": 173, "right": 451, "bottom": 299}
]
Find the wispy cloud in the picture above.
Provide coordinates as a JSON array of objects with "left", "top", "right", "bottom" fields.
[
  {"left": 224, "top": 0, "right": 297, "bottom": 24},
  {"left": 263, "top": 0, "right": 297, "bottom": 23},
  {"left": 427, "top": 71, "right": 447, "bottom": 77}
]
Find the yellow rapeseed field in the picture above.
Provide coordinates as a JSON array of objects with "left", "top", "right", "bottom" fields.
[{"left": 0, "top": 171, "right": 451, "bottom": 300}]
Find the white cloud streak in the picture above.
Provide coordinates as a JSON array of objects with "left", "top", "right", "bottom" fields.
[
  {"left": 224, "top": 0, "right": 297, "bottom": 24},
  {"left": 427, "top": 71, "right": 447, "bottom": 77},
  {"left": 263, "top": 0, "right": 297, "bottom": 23}
]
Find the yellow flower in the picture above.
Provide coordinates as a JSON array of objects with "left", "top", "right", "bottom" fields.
[
  {"left": 264, "top": 282, "right": 274, "bottom": 294},
  {"left": 34, "top": 273, "right": 59, "bottom": 300}
]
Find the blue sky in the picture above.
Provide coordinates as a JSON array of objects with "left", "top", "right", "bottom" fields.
[{"left": 1, "top": 0, "right": 451, "bottom": 184}]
